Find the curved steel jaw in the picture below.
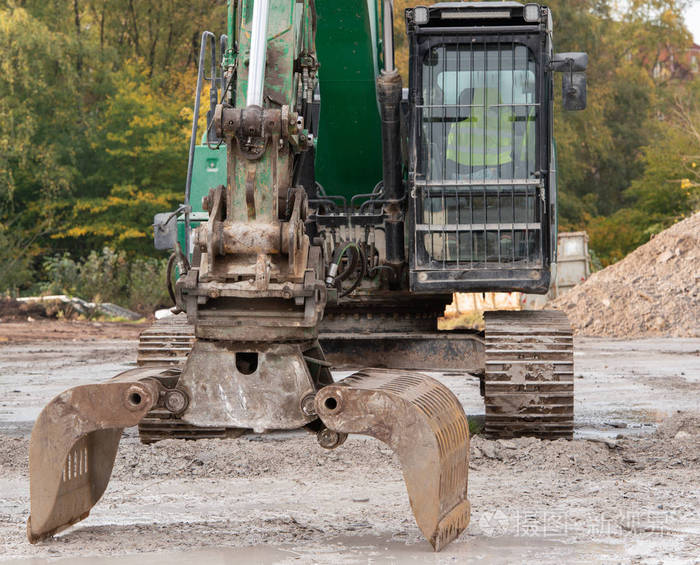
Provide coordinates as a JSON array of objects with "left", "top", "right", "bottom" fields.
[
  {"left": 27, "top": 368, "right": 165, "bottom": 543},
  {"left": 27, "top": 366, "right": 470, "bottom": 551},
  {"left": 315, "top": 369, "right": 471, "bottom": 551}
]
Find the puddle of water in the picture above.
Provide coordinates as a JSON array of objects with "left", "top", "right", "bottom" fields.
[
  {"left": 0, "top": 535, "right": 624, "bottom": 565},
  {"left": 0, "top": 547, "right": 295, "bottom": 565},
  {"left": 575, "top": 426, "right": 655, "bottom": 442}
]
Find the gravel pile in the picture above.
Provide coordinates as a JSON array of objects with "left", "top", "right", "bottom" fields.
[{"left": 551, "top": 212, "right": 700, "bottom": 337}]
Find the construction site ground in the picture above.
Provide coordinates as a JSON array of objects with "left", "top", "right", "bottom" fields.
[{"left": 0, "top": 322, "right": 699, "bottom": 564}]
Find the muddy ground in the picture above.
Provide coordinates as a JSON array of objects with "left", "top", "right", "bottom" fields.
[
  {"left": 0, "top": 324, "right": 698, "bottom": 564},
  {"left": 0, "top": 320, "right": 147, "bottom": 344}
]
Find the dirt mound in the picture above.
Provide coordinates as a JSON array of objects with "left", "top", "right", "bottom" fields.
[
  {"left": 0, "top": 297, "right": 48, "bottom": 321},
  {"left": 551, "top": 213, "right": 700, "bottom": 337},
  {"left": 655, "top": 412, "right": 700, "bottom": 440}
]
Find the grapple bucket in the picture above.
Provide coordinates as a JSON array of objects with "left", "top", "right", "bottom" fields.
[
  {"left": 27, "top": 368, "right": 164, "bottom": 543},
  {"left": 315, "top": 369, "right": 470, "bottom": 551}
]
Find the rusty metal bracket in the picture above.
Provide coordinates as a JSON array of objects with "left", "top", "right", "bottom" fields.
[
  {"left": 283, "top": 187, "right": 309, "bottom": 278},
  {"left": 178, "top": 340, "right": 318, "bottom": 433},
  {"left": 315, "top": 369, "right": 471, "bottom": 551},
  {"left": 27, "top": 368, "right": 167, "bottom": 543},
  {"left": 214, "top": 104, "right": 302, "bottom": 160}
]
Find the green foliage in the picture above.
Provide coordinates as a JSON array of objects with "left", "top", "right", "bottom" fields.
[
  {"left": 0, "top": 0, "right": 225, "bottom": 296},
  {"left": 50, "top": 63, "right": 187, "bottom": 253},
  {"left": 127, "top": 256, "right": 172, "bottom": 313},
  {"left": 0, "top": 5, "right": 80, "bottom": 208},
  {"left": 42, "top": 247, "right": 169, "bottom": 313},
  {"left": 585, "top": 75, "right": 700, "bottom": 263},
  {"left": 0, "top": 0, "right": 698, "bottom": 294},
  {"left": 550, "top": 0, "right": 688, "bottom": 221},
  {"left": 586, "top": 208, "right": 649, "bottom": 265},
  {"left": 0, "top": 223, "right": 38, "bottom": 293},
  {"left": 548, "top": 0, "right": 699, "bottom": 263}
]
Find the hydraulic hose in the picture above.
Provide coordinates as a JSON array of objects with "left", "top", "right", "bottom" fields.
[
  {"left": 327, "top": 242, "right": 366, "bottom": 298},
  {"left": 166, "top": 253, "right": 178, "bottom": 306},
  {"left": 166, "top": 244, "right": 190, "bottom": 309}
]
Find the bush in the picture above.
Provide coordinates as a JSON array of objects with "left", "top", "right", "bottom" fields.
[
  {"left": 41, "top": 253, "right": 80, "bottom": 296},
  {"left": 0, "top": 228, "right": 37, "bottom": 295},
  {"left": 42, "top": 247, "right": 169, "bottom": 315},
  {"left": 127, "top": 257, "right": 170, "bottom": 314}
]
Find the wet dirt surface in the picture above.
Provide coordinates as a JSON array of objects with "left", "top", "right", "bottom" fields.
[
  {"left": 0, "top": 321, "right": 147, "bottom": 344},
  {"left": 0, "top": 327, "right": 699, "bottom": 564}
]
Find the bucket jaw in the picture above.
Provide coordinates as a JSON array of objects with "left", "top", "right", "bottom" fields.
[
  {"left": 27, "top": 365, "right": 470, "bottom": 551},
  {"left": 27, "top": 368, "right": 166, "bottom": 543},
  {"left": 314, "top": 369, "right": 471, "bottom": 551}
]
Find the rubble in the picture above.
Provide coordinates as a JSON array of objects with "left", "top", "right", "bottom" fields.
[
  {"left": 1, "top": 295, "right": 142, "bottom": 321},
  {"left": 550, "top": 212, "right": 700, "bottom": 337}
]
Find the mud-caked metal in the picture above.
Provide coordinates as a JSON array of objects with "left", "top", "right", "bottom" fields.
[
  {"left": 315, "top": 369, "right": 471, "bottom": 551},
  {"left": 27, "top": 368, "right": 167, "bottom": 543},
  {"left": 178, "top": 340, "right": 320, "bottom": 432}
]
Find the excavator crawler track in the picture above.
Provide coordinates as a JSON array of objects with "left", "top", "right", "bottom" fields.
[
  {"left": 136, "top": 318, "right": 212, "bottom": 444},
  {"left": 138, "top": 408, "right": 245, "bottom": 444},
  {"left": 137, "top": 315, "right": 194, "bottom": 367},
  {"left": 135, "top": 357, "right": 245, "bottom": 444},
  {"left": 484, "top": 310, "right": 574, "bottom": 440}
]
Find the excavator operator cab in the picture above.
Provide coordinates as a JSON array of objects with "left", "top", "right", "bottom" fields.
[{"left": 405, "top": 2, "right": 587, "bottom": 294}]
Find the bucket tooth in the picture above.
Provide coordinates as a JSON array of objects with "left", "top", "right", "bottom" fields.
[
  {"left": 27, "top": 368, "right": 163, "bottom": 543},
  {"left": 315, "top": 368, "right": 470, "bottom": 551}
]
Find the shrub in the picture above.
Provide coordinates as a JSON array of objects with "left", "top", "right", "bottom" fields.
[
  {"left": 42, "top": 247, "right": 169, "bottom": 315},
  {"left": 0, "top": 228, "right": 37, "bottom": 295},
  {"left": 127, "top": 257, "right": 170, "bottom": 314}
]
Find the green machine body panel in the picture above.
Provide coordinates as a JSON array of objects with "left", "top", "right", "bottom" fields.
[
  {"left": 177, "top": 145, "right": 227, "bottom": 252},
  {"left": 189, "top": 145, "right": 227, "bottom": 213},
  {"left": 314, "top": 0, "right": 384, "bottom": 199}
]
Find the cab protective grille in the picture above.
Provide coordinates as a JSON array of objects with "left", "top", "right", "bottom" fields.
[{"left": 413, "top": 39, "right": 545, "bottom": 271}]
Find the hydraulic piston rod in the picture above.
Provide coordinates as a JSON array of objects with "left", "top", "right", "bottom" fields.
[
  {"left": 382, "top": 0, "right": 395, "bottom": 72},
  {"left": 246, "top": 0, "right": 270, "bottom": 107}
]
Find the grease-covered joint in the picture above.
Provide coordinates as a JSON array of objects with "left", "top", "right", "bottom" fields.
[
  {"left": 219, "top": 221, "right": 283, "bottom": 255},
  {"left": 163, "top": 389, "right": 189, "bottom": 415},
  {"left": 316, "top": 427, "right": 347, "bottom": 449},
  {"left": 214, "top": 103, "right": 301, "bottom": 160},
  {"left": 300, "top": 393, "right": 317, "bottom": 416}
]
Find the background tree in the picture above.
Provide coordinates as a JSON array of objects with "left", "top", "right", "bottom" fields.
[{"left": 0, "top": 0, "right": 698, "bottom": 299}]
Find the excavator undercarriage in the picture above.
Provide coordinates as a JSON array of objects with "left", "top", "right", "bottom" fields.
[{"left": 28, "top": 0, "right": 585, "bottom": 551}]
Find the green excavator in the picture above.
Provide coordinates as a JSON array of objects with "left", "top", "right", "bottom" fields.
[{"left": 27, "top": 1, "right": 587, "bottom": 550}]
